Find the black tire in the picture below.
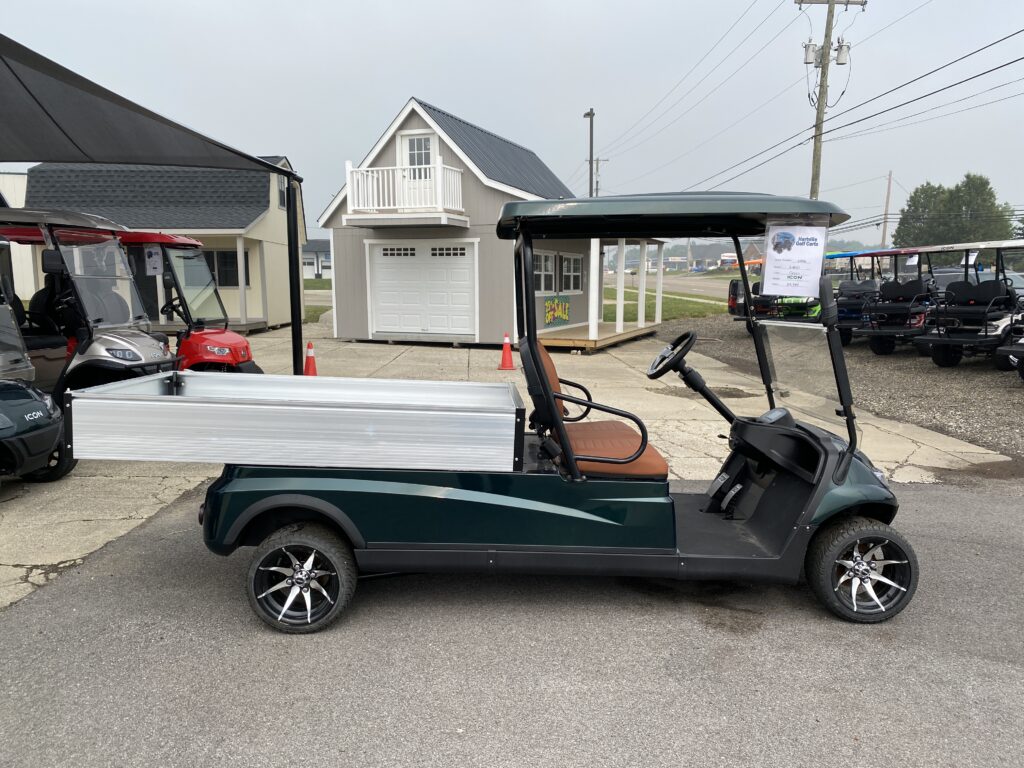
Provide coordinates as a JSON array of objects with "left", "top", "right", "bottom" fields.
[
  {"left": 931, "top": 344, "right": 963, "bottom": 368},
  {"left": 1019, "top": 360, "right": 1024, "bottom": 382},
  {"left": 916, "top": 342, "right": 931, "bottom": 357},
  {"left": 247, "top": 523, "right": 356, "bottom": 634},
  {"left": 868, "top": 336, "right": 896, "bottom": 356},
  {"left": 22, "top": 434, "right": 78, "bottom": 483},
  {"left": 806, "top": 516, "right": 918, "bottom": 623},
  {"left": 993, "top": 353, "right": 1014, "bottom": 372},
  {"left": 839, "top": 328, "right": 853, "bottom": 346}
]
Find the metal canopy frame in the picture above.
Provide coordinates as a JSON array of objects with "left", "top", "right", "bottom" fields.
[{"left": 0, "top": 33, "right": 306, "bottom": 374}]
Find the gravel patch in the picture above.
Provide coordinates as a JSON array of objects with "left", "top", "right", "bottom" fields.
[{"left": 660, "top": 314, "right": 1024, "bottom": 460}]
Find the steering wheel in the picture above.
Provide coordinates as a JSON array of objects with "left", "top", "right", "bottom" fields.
[{"left": 646, "top": 331, "right": 696, "bottom": 379}]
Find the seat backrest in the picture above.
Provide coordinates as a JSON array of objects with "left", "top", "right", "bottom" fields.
[
  {"left": 28, "top": 274, "right": 56, "bottom": 317},
  {"left": 974, "top": 279, "right": 1008, "bottom": 306},
  {"left": 519, "top": 338, "right": 562, "bottom": 432},
  {"left": 878, "top": 280, "right": 903, "bottom": 301},
  {"left": 900, "top": 278, "right": 925, "bottom": 300},
  {"left": 944, "top": 281, "right": 974, "bottom": 305},
  {"left": 836, "top": 280, "right": 859, "bottom": 296},
  {"left": 859, "top": 279, "right": 879, "bottom": 292}
]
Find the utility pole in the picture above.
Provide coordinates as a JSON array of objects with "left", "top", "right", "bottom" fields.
[
  {"left": 879, "top": 169, "right": 893, "bottom": 247},
  {"left": 799, "top": 0, "right": 864, "bottom": 199},
  {"left": 594, "top": 157, "right": 609, "bottom": 196},
  {"left": 583, "top": 108, "right": 595, "bottom": 197}
]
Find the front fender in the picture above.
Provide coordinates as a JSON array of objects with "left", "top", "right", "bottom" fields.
[{"left": 811, "top": 457, "right": 898, "bottom": 525}]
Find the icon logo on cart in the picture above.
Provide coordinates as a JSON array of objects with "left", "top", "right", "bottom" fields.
[{"left": 24, "top": 410, "right": 44, "bottom": 421}]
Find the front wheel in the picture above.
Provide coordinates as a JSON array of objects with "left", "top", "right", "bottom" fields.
[
  {"left": 993, "top": 353, "right": 1014, "bottom": 372},
  {"left": 931, "top": 344, "right": 963, "bottom": 368},
  {"left": 247, "top": 523, "right": 357, "bottom": 633},
  {"left": 22, "top": 435, "right": 78, "bottom": 483},
  {"left": 839, "top": 328, "right": 853, "bottom": 346},
  {"left": 868, "top": 336, "right": 896, "bottom": 356},
  {"left": 806, "top": 516, "right": 918, "bottom": 623}
]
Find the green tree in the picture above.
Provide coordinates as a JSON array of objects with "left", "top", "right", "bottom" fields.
[{"left": 892, "top": 174, "right": 1013, "bottom": 246}]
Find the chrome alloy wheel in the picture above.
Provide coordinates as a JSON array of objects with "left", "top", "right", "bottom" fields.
[
  {"left": 252, "top": 546, "right": 339, "bottom": 627},
  {"left": 833, "top": 538, "right": 912, "bottom": 615}
]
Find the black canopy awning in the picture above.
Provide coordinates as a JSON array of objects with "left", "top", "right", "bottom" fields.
[{"left": 0, "top": 33, "right": 306, "bottom": 372}]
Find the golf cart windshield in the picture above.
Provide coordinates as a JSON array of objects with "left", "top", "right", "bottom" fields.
[
  {"left": 52, "top": 228, "right": 149, "bottom": 329},
  {"left": 759, "top": 320, "right": 859, "bottom": 442},
  {"left": 166, "top": 247, "right": 228, "bottom": 326},
  {"left": 0, "top": 247, "right": 34, "bottom": 381}
]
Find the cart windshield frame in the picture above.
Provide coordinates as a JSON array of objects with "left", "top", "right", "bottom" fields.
[{"left": 163, "top": 245, "right": 229, "bottom": 329}]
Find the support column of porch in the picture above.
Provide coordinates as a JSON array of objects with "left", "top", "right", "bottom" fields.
[
  {"left": 615, "top": 238, "right": 626, "bottom": 334},
  {"left": 655, "top": 242, "right": 665, "bottom": 324},
  {"left": 588, "top": 237, "right": 600, "bottom": 340},
  {"left": 236, "top": 235, "right": 247, "bottom": 325},
  {"left": 637, "top": 241, "right": 648, "bottom": 328}
]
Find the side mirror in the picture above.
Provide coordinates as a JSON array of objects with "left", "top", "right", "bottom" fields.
[
  {"left": 162, "top": 271, "right": 174, "bottom": 290},
  {"left": 41, "top": 249, "right": 63, "bottom": 274},
  {"left": 819, "top": 276, "right": 838, "bottom": 327}
]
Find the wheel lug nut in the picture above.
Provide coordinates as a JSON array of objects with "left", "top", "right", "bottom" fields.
[{"left": 286, "top": 579, "right": 292, "bottom": 585}]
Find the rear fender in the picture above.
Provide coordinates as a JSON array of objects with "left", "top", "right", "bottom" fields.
[{"left": 224, "top": 494, "right": 366, "bottom": 552}]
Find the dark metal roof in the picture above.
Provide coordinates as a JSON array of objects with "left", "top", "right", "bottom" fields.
[
  {"left": 25, "top": 163, "right": 270, "bottom": 230},
  {"left": 303, "top": 238, "right": 330, "bottom": 254},
  {"left": 0, "top": 208, "right": 126, "bottom": 231},
  {"left": 416, "top": 99, "right": 574, "bottom": 200},
  {"left": 496, "top": 192, "right": 849, "bottom": 239}
]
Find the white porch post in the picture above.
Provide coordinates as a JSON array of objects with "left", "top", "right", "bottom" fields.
[
  {"left": 637, "top": 241, "right": 648, "bottom": 328},
  {"left": 655, "top": 242, "right": 665, "bottom": 324},
  {"left": 258, "top": 241, "right": 269, "bottom": 323},
  {"left": 588, "top": 237, "right": 600, "bottom": 340},
  {"left": 434, "top": 154, "right": 444, "bottom": 209},
  {"left": 615, "top": 238, "right": 626, "bottom": 333},
  {"left": 344, "top": 161, "right": 354, "bottom": 210},
  {"left": 235, "top": 235, "right": 247, "bottom": 325}
]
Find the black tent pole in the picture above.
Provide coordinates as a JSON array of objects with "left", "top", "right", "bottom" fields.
[{"left": 286, "top": 176, "right": 303, "bottom": 375}]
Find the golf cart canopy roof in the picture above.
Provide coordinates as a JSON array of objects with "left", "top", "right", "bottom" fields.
[
  {"left": 828, "top": 239, "right": 1024, "bottom": 260},
  {"left": 496, "top": 192, "right": 849, "bottom": 240},
  {"left": 117, "top": 232, "right": 203, "bottom": 247},
  {"left": 0, "top": 208, "right": 125, "bottom": 234}
]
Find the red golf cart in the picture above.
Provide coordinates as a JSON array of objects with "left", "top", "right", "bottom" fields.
[{"left": 120, "top": 233, "right": 261, "bottom": 373}]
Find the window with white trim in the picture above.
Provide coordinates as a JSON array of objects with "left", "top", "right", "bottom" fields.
[
  {"left": 430, "top": 246, "right": 467, "bottom": 258},
  {"left": 561, "top": 254, "right": 582, "bottom": 293},
  {"left": 277, "top": 175, "right": 287, "bottom": 208},
  {"left": 534, "top": 251, "right": 555, "bottom": 293},
  {"left": 381, "top": 246, "right": 416, "bottom": 258}
]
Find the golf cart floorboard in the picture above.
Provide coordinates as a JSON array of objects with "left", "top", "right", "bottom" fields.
[{"left": 672, "top": 493, "right": 775, "bottom": 559}]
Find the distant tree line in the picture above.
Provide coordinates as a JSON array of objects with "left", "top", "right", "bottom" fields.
[{"left": 893, "top": 173, "right": 1014, "bottom": 247}]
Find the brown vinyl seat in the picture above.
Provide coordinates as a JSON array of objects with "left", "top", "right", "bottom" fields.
[{"left": 535, "top": 344, "right": 668, "bottom": 480}]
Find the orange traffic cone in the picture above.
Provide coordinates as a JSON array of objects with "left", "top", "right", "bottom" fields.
[
  {"left": 303, "top": 341, "right": 318, "bottom": 376},
  {"left": 498, "top": 332, "right": 515, "bottom": 370}
]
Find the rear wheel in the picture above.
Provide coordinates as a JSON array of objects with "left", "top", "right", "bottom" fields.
[
  {"left": 247, "top": 523, "right": 356, "bottom": 634},
  {"left": 868, "top": 336, "right": 896, "bottom": 355},
  {"left": 1019, "top": 361, "right": 1024, "bottom": 382},
  {"left": 806, "top": 516, "right": 918, "bottom": 623},
  {"left": 931, "top": 344, "right": 963, "bottom": 367},
  {"left": 916, "top": 342, "right": 931, "bottom": 357},
  {"left": 993, "top": 353, "right": 1014, "bottom": 371},
  {"left": 839, "top": 328, "right": 853, "bottom": 346},
  {"left": 22, "top": 435, "right": 77, "bottom": 483}
]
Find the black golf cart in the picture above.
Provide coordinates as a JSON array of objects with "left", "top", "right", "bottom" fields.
[
  {"left": 67, "top": 193, "right": 919, "bottom": 633},
  {"left": 912, "top": 240, "right": 1023, "bottom": 368},
  {"left": 853, "top": 247, "right": 936, "bottom": 355},
  {"left": 825, "top": 250, "right": 879, "bottom": 346}
]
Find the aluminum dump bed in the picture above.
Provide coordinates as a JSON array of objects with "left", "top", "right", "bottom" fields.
[{"left": 67, "top": 371, "right": 526, "bottom": 472}]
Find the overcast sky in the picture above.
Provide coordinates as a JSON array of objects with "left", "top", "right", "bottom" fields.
[{"left": 4, "top": 0, "right": 1024, "bottom": 242}]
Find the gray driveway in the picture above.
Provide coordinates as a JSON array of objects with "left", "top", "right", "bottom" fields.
[{"left": 0, "top": 476, "right": 1020, "bottom": 768}]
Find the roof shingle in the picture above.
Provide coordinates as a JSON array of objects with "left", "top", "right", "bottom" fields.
[{"left": 25, "top": 163, "right": 270, "bottom": 229}]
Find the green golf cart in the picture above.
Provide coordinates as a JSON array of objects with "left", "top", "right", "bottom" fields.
[{"left": 68, "top": 193, "right": 919, "bottom": 633}]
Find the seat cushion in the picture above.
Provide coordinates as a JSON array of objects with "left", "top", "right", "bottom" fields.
[
  {"left": 564, "top": 421, "right": 669, "bottom": 479},
  {"left": 22, "top": 333, "right": 67, "bottom": 352}
]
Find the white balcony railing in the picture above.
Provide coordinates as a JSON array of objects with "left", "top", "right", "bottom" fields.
[{"left": 346, "top": 157, "right": 464, "bottom": 214}]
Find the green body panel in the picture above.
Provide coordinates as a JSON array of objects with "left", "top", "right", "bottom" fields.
[
  {"left": 206, "top": 467, "right": 676, "bottom": 551},
  {"left": 811, "top": 455, "right": 896, "bottom": 525}
]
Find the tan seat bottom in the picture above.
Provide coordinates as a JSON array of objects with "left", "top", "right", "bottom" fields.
[{"left": 563, "top": 421, "right": 669, "bottom": 479}]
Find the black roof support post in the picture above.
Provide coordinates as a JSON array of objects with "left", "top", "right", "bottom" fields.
[{"left": 286, "top": 176, "right": 303, "bottom": 375}]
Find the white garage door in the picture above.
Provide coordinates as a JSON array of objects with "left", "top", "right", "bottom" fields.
[{"left": 371, "top": 241, "right": 475, "bottom": 336}]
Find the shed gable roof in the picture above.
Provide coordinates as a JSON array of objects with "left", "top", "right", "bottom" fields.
[
  {"left": 318, "top": 98, "right": 573, "bottom": 227},
  {"left": 25, "top": 162, "right": 272, "bottom": 230}
]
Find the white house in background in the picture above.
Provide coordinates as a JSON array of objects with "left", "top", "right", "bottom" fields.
[
  {"left": 303, "top": 239, "right": 332, "bottom": 279},
  {"left": 318, "top": 97, "right": 667, "bottom": 349},
  {"left": 24, "top": 157, "right": 306, "bottom": 330}
]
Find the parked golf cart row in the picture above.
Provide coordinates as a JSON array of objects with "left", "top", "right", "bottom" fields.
[{"left": 0, "top": 208, "right": 259, "bottom": 483}]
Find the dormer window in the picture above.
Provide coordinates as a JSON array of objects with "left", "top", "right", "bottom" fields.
[{"left": 277, "top": 175, "right": 287, "bottom": 208}]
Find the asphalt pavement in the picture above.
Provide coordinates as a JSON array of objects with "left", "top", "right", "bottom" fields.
[{"left": 1, "top": 475, "right": 1021, "bottom": 768}]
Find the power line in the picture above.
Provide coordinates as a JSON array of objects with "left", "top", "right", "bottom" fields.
[
  {"left": 857, "top": 0, "right": 936, "bottom": 46},
  {"left": 598, "top": 0, "right": 763, "bottom": 155},
  {"left": 688, "top": 50, "right": 1024, "bottom": 190},
  {"left": 820, "top": 175, "right": 888, "bottom": 194},
  {"left": 602, "top": 0, "right": 786, "bottom": 156},
  {"left": 610, "top": 6, "right": 799, "bottom": 158},
  {"left": 682, "top": 28, "right": 1024, "bottom": 190}
]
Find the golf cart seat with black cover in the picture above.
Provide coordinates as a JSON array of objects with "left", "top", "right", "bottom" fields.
[
  {"left": 941, "top": 280, "right": 1015, "bottom": 321},
  {"left": 837, "top": 279, "right": 879, "bottom": 297},
  {"left": 875, "top": 277, "right": 929, "bottom": 311},
  {"left": 521, "top": 341, "right": 669, "bottom": 479},
  {"left": 2, "top": 275, "right": 66, "bottom": 352}
]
